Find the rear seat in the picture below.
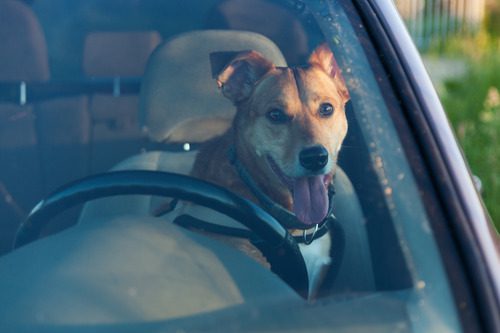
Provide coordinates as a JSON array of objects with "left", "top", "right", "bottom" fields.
[
  {"left": 0, "top": 0, "right": 49, "bottom": 254},
  {"left": 83, "top": 31, "right": 161, "bottom": 173},
  {"left": 35, "top": 96, "right": 90, "bottom": 192}
]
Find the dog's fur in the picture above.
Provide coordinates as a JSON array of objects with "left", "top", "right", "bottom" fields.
[{"left": 190, "top": 44, "right": 350, "bottom": 294}]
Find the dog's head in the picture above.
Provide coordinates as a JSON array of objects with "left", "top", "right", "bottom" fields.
[{"left": 211, "top": 44, "right": 350, "bottom": 226}]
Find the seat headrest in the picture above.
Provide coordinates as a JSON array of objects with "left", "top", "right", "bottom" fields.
[
  {"left": 139, "top": 30, "right": 286, "bottom": 143},
  {"left": 83, "top": 31, "right": 161, "bottom": 77},
  {"left": 0, "top": 0, "right": 49, "bottom": 81}
]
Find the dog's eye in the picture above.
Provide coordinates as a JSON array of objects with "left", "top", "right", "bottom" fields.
[
  {"left": 319, "top": 103, "right": 334, "bottom": 117},
  {"left": 266, "top": 108, "right": 291, "bottom": 124}
]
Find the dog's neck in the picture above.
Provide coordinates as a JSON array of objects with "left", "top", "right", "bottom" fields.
[
  {"left": 191, "top": 128, "right": 291, "bottom": 209},
  {"left": 234, "top": 135, "right": 294, "bottom": 208}
]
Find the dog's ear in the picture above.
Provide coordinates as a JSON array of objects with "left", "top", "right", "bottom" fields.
[
  {"left": 210, "top": 50, "right": 274, "bottom": 103},
  {"left": 308, "top": 43, "right": 350, "bottom": 102}
]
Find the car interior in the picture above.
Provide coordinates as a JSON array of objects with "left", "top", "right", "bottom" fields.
[
  {"left": 0, "top": 0, "right": 413, "bottom": 289},
  {"left": 0, "top": 0, "right": 462, "bottom": 330},
  {"left": 0, "top": 0, "right": 408, "bottom": 272}
]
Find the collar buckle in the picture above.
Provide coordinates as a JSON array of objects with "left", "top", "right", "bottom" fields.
[{"left": 303, "top": 224, "right": 319, "bottom": 245}]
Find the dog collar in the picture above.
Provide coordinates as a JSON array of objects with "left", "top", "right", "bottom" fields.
[
  {"left": 227, "top": 146, "right": 337, "bottom": 232},
  {"left": 172, "top": 212, "right": 331, "bottom": 245}
]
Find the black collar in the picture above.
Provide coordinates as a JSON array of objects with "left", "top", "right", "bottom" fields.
[
  {"left": 227, "top": 146, "right": 337, "bottom": 233},
  {"left": 173, "top": 213, "right": 332, "bottom": 245}
]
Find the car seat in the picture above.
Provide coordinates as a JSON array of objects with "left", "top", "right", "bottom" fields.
[
  {"left": 0, "top": 0, "right": 48, "bottom": 254},
  {"left": 83, "top": 31, "right": 161, "bottom": 173},
  {"left": 205, "top": 0, "right": 309, "bottom": 65},
  {"left": 79, "top": 30, "right": 287, "bottom": 220},
  {"left": 0, "top": 0, "right": 94, "bottom": 245},
  {"left": 79, "top": 30, "right": 375, "bottom": 293}
]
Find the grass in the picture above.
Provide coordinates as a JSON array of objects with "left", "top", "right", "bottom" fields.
[{"left": 438, "top": 32, "right": 500, "bottom": 230}]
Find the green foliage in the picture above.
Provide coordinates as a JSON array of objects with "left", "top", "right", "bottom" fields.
[
  {"left": 484, "top": 0, "right": 500, "bottom": 38},
  {"left": 440, "top": 33, "right": 500, "bottom": 229}
]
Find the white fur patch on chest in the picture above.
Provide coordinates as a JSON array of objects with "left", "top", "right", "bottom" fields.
[{"left": 299, "top": 232, "right": 332, "bottom": 299}]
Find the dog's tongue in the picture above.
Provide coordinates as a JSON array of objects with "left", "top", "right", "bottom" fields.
[{"left": 292, "top": 176, "right": 328, "bottom": 225}]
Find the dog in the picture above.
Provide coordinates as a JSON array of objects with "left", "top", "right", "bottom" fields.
[{"left": 185, "top": 44, "right": 350, "bottom": 297}]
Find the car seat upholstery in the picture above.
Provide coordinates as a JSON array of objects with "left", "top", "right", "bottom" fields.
[
  {"left": 205, "top": 0, "right": 309, "bottom": 65},
  {"left": 79, "top": 30, "right": 374, "bottom": 293},
  {"left": 78, "top": 150, "right": 198, "bottom": 222},
  {"left": 83, "top": 31, "right": 161, "bottom": 173},
  {"left": 140, "top": 30, "right": 287, "bottom": 144},
  {"left": 84, "top": 31, "right": 162, "bottom": 78},
  {"left": 0, "top": 0, "right": 49, "bottom": 81},
  {"left": 0, "top": 0, "right": 49, "bottom": 254},
  {"left": 80, "top": 30, "right": 287, "bottom": 219},
  {"left": 35, "top": 97, "right": 91, "bottom": 193}
]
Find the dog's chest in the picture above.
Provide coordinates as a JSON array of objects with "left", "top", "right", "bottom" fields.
[{"left": 299, "top": 232, "right": 332, "bottom": 298}]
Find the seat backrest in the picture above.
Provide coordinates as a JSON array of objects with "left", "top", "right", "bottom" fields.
[
  {"left": 139, "top": 30, "right": 287, "bottom": 143},
  {"left": 83, "top": 31, "right": 161, "bottom": 172},
  {"left": 0, "top": 0, "right": 49, "bottom": 255},
  {"left": 84, "top": 31, "right": 161, "bottom": 78},
  {"left": 0, "top": 0, "right": 49, "bottom": 81},
  {"left": 205, "top": 0, "right": 309, "bottom": 65},
  {"left": 80, "top": 30, "right": 286, "bottom": 220}
]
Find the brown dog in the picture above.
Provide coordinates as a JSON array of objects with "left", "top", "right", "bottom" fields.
[
  {"left": 184, "top": 44, "right": 349, "bottom": 296},
  {"left": 192, "top": 44, "right": 349, "bottom": 227}
]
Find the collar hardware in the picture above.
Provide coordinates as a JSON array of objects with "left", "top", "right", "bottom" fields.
[{"left": 303, "top": 224, "right": 319, "bottom": 245}]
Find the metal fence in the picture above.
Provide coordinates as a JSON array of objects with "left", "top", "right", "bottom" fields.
[{"left": 394, "top": 0, "right": 486, "bottom": 51}]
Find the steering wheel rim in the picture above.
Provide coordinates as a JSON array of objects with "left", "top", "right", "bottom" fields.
[{"left": 13, "top": 170, "right": 309, "bottom": 297}]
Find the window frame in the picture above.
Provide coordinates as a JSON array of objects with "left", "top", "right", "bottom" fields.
[{"left": 326, "top": 0, "right": 498, "bottom": 332}]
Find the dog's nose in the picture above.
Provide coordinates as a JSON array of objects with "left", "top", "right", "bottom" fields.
[{"left": 299, "top": 146, "right": 328, "bottom": 171}]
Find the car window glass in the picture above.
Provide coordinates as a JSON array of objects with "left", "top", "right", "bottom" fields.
[{"left": 0, "top": 0, "right": 464, "bottom": 331}]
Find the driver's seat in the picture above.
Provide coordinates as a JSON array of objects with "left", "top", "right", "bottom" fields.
[
  {"left": 79, "top": 30, "right": 375, "bottom": 294},
  {"left": 79, "top": 30, "right": 287, "bottom": 220}
]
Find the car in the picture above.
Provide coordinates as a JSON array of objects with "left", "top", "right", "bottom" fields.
[{"left": 0, "top": 0, "right": 498, "bottom": 332}]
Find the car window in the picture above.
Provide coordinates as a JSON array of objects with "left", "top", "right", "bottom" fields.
[{"left": 0, "top": 0, "right": 464, "bottom": 332}]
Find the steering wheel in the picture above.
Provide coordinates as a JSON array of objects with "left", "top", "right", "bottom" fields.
[{"left": 13, "top": 170, "right": 309, "bottom": 298}]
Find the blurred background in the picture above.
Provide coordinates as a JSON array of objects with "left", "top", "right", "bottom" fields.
[{"left": 395, "top": 0, "right": 500, "bottom": 230}]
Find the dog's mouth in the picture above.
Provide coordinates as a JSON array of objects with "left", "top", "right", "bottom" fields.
[{"left": 267, "top": 156, "right": 331, "bottom": 226}]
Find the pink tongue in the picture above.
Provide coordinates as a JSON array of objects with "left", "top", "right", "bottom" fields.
[{"left": 292, "top": 176, "right": 328, "bottom": 225}]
